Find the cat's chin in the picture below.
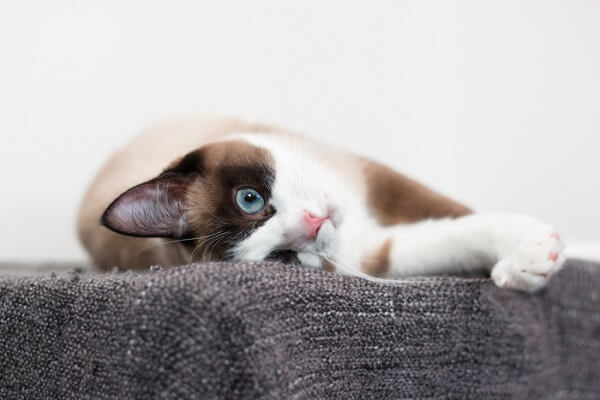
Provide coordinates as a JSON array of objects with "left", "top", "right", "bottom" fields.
[{"left": 296, "top": 252, "right": 324, "bottom": 268}]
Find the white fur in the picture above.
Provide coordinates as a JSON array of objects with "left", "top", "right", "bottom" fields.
[
  {"left": 227, "top": 133, "right": 565, "bottom": 291},
  {"left": 229, "top": 133, "right": 351, "bottom": 265},
  {"left": 378, "top": 214, "right": 564, "bottom": 290}
]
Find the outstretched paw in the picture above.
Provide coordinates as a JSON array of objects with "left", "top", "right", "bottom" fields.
[{"left": 491, "top": 231, "right": 565, "bottom": 291}]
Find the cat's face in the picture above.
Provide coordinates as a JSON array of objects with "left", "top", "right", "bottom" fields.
[{"left": 102, "top": 138, "right": 343, "bottom": 268}]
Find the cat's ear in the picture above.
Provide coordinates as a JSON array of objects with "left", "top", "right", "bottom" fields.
[{"left": 101, "top": 152, "right": 202, "bottom": 238}]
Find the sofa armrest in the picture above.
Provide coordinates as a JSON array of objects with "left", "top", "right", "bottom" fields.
[{"left": 0, "top": 259, "right": 599, "bottom": 399}]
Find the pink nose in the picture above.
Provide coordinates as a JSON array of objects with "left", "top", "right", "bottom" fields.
[{"left": 303, "top": 211, "right": 326, "bottom": 239}]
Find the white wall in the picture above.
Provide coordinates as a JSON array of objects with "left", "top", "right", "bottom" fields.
[{"left": 1, "top": 1, "right": 598, "bottom": 262}]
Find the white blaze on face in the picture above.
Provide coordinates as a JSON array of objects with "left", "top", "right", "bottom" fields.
[{"left": 229, "top": 133, "right": 344, "bottom": 267}]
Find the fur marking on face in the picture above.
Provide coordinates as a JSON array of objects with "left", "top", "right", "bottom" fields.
[
  {"left": 102, "top": 136, "right": 344, "bottom": 267},
  {"left": 103, "top": 140, "right": 278, "bottom": 261}
]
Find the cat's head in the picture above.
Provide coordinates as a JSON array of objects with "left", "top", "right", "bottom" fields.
[{"left": 101, "top": 138, "right": 343, "bottom": 268}]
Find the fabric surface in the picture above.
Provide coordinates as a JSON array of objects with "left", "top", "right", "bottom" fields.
[{"left": 0, "top": 259, "right": 599, "bottom": 400}]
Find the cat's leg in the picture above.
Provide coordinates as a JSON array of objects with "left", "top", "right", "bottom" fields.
[
  {"left": 356, "top": 158, "right": 564, "bottom": 289},
  {"left": 361, "top": 214, "right": 565, "bottom": 290}
]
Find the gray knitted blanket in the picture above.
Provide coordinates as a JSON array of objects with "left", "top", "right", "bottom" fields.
[{"left": 0, "top": 259, "right": 599, "bottom": 399}]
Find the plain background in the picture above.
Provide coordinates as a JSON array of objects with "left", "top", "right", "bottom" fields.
[{"left": 1, "top": 1, "right": 598, "bottom": 262}]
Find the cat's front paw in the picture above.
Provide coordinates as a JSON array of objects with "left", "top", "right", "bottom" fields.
[{"left": 491, "top": 231, "right": 565, "bottom": 291}]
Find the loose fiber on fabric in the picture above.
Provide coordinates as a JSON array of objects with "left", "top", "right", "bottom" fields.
[{"left": 0, "top": 259, "right": 599, "bottom": 399}]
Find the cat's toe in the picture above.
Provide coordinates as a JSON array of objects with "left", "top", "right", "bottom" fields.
[
  {"left": 491, "top": 262, "right": 547, "bottom": 290},
  {"left": 491, "top": 231, "right": 565, "bottom": 291}
]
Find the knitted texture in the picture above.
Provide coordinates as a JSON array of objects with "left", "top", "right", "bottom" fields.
[{"left": 0, "top": 259, "right": 599, "bottom": 399}]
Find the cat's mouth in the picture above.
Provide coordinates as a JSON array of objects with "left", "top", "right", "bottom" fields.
[
  {"left": 264, "top": 219, "right": 337, "bottom": 267},
  {"left": 266, "top": 249, "right": 299, "bottom": 264},
  {"left": 266, "top": 249, "right": 330, "bottom": 270}
]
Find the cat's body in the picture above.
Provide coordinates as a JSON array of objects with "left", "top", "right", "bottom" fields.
[{"left": 78, "top": 116, "right": 564, "bottom": 290}]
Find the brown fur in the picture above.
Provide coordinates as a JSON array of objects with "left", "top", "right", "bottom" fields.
[
  {"left": 361, "top": 158, "right": 472, "bottom": 225},
  {"left": 361, "top": 238, "right": 393, "bottom": 276}
]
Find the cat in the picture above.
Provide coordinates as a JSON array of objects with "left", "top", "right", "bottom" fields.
[{"left": 77, "top": 115, "right": 565, "bottom": 290}]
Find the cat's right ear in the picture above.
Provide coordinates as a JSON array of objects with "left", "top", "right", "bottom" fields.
[{"left": 101, "top": 151, "right": 203, "bottom": 239}]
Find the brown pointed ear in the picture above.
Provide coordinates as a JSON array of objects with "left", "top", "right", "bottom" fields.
[{"left": 101, "top": 151, "right": 203, "bottom": 238}]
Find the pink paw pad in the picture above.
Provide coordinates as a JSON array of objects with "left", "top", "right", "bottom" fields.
[{"left": 549, "top": 251, "right": 559, "bottom": 262}]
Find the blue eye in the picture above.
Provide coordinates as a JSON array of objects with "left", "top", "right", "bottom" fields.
[{"left": 235, "top": 188, "right": 266, "bottom": 214}]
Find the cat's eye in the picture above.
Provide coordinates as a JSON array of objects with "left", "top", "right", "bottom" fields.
[{"left": 235, "top": 188, "right": 266, "bottom": 215}]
